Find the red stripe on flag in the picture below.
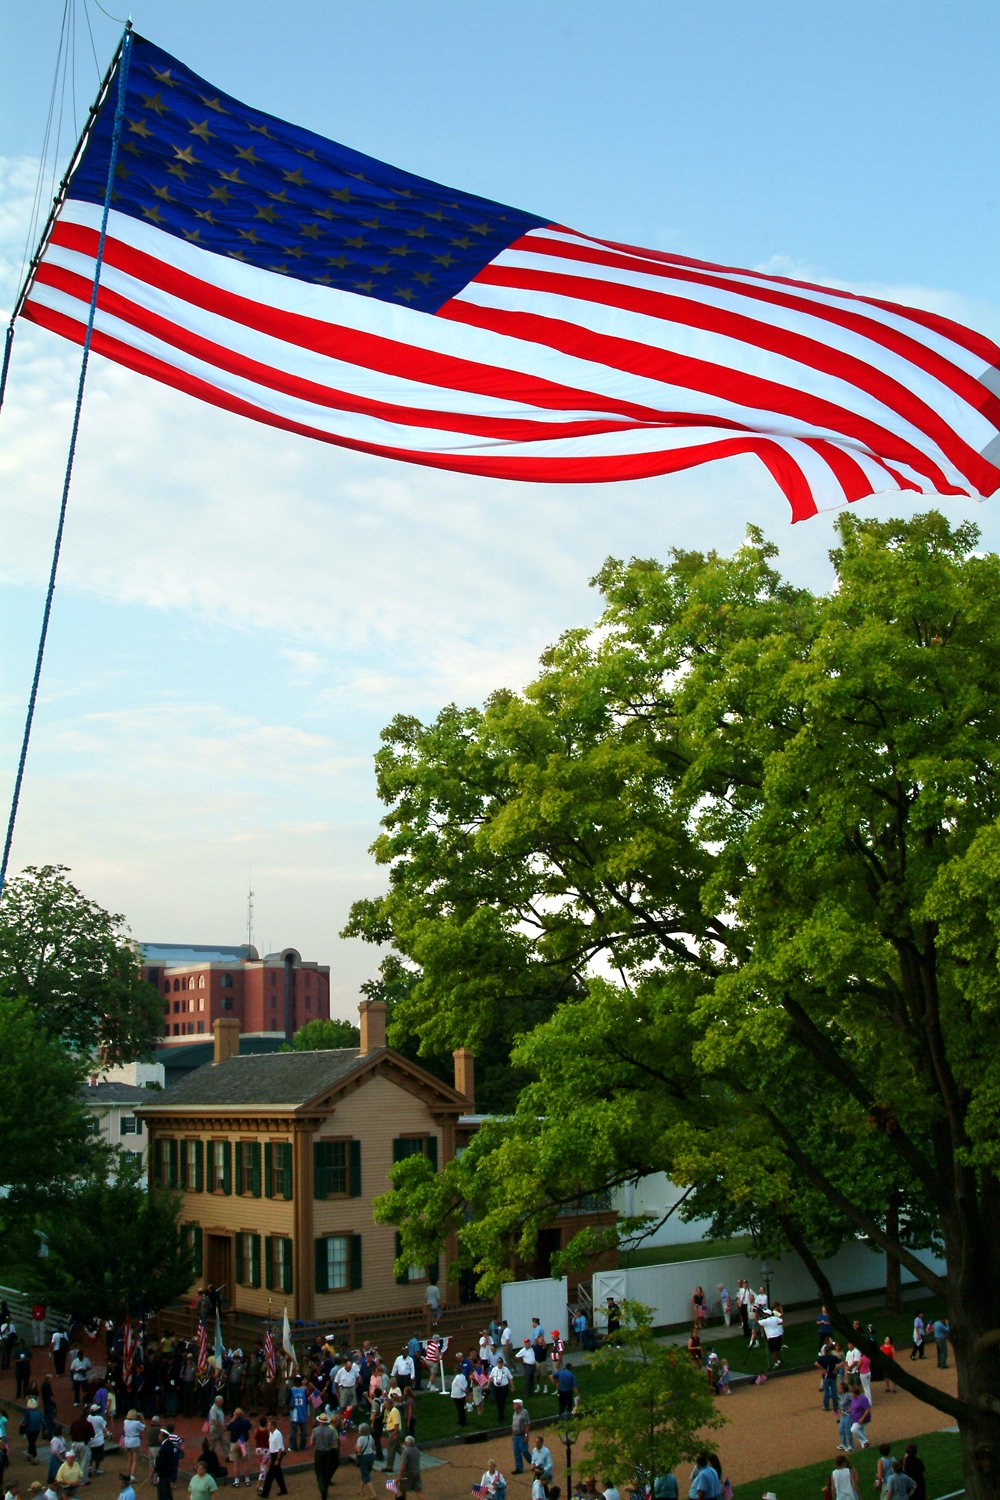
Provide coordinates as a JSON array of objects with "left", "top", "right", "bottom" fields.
[
  {"left": 439, "top": 297, "right": 969, "bottom": 496},
  {"left": 22, "top": 294, "right": 822, "bottom": 513}
]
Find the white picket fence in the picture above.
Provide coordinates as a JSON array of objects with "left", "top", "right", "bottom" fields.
[{"left": 592, "top": 1241, "right": 945, "bottom": 1328}]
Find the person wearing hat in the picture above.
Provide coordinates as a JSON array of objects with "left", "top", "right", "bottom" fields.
[
  {"left": 489, "top": 1358, "right": 512, "bottom": 1425},
  {"left": 29, "top": 1480, "right": 57, "bottom": 1500},
  {"left": 511, "top": 1400, "right": 531, "bottom": 1475},
  {"left": 88, "top": 1406, "right": 107, "bottom": 1476},
  {"left": 310, "top": 1411, "right": 339, "bottom": 1500},
  {"left": 55, "top": 1450, "right": 84, "bottom": 1497}
]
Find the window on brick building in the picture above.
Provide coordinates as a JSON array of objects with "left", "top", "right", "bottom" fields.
[
  {"left": 199, "top": 975, "right": 205, "bottom": 988},
  {"left": 221, "top": 974, "right": 234, "bottom": 989}
]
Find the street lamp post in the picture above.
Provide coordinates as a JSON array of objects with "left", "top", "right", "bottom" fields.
[
  {"left": 761, "top": 1259, "right": 773, "bottom": 1309},
  {"left": 557, "top": 1420, "right": 579, "bottom": 1497}
]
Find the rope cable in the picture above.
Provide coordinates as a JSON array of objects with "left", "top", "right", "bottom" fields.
[{"left": 0, "top": 24, "right": 134, "bottom": 893}]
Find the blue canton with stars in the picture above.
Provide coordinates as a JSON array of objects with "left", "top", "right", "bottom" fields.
[{"left": 67, "top": 35, "right": 548, "bottom": 315}]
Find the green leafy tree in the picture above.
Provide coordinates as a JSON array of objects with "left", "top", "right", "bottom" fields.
[
  {"left": 282, "top": 1016, "right": 361, "bottom": 1051},
  {"left": 0, "top": 865, "right": 161, "bottom": 1061},
  {"left": 15, "top": 1156, "right": 194, "bottom": 1325},
  {"left": 356, "top": 512, "right": 1000, "bottom": 1498},
  {"left": 581, "top": 1301, "right": 724, "bottom": 1487},
  {"left": 0, "top": 996, "right": 100, "bottom": 1242}
]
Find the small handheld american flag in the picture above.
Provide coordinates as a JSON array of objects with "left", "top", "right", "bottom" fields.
[
  {"left": 264, "top": 1322, "right": 276, "bottom": 1380},
  {"left": 196, "top": 1319, "right": 208, "bottom": 1377},
  {"left": 384, "top": 1482, "right": 398, "bottom": 1494},
  {"left": 471, "top": 1487, "right": 488, "bottom": 1498}
]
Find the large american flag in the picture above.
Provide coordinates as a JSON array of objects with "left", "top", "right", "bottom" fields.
[{"left": 21, "top": 35, "right": 1000, "bottom": 522}]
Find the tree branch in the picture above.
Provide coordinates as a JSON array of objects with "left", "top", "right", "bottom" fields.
[
  {"left": 778, "top": 1215, "right": 968, "bottom": 1424},
  {"left": 779, "top": 993, "right": 943, "bottom": 1204},
  {"left": 736, "top": 1086, "right": 947, "bottom": 1298}
]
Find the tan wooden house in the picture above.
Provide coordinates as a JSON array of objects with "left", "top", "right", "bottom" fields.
[{"left": 138, "top": 1002, "right": 478, "bottom": 1322}]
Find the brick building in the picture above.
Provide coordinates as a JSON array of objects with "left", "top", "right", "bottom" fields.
[{"left": 140, "top": 943, "right": 331, "bottom": 1046}]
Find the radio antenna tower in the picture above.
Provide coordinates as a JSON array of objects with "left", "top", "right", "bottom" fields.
[{"left": 247, "top": 872, "right": 255, "bottom": 953}]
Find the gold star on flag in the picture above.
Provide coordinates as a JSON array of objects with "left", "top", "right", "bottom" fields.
[
  {"left": 432, "top": 253, "right": 456, "bottom": 268},
  {"left": 371, "top": 262, "right": 390, "bottom": 274},
  {"left": 121, "top": 142, "right": 141, "bottom": 157},
  {"left": 141, "top": 204, "right": 166, "bottom": 224},
  {"left": 238, "top": 228, "right": 260, "bottom": 244},
  {"left": 199, "top": 94, "right": 228, "bottom": 113},
  {"left": 151, "top": 68, "right": 177, "bottom": 87},
  {"left": 248, "top": 122, "right": 275, "bottom": 138},
  {"left": 254, "top": 204, "right": 278, "bottom": 222},
  {"left": 128, "top": 118, "right": 153, "bottom": 138},
  {"left": 344, "top": 235, "right": 368, "bottom": 249},
  {"left": 405, "top": 225, "right": 428, "bottom": 239},
  {"left": 315, "top": 208, "right": 335, "bottom": 220},
  {"left": 166, "top": 163, "right": 189, "bottom": 181},
  {"left": 282, "top": 168, "right": 308, "bottom": 187},
  {"left": 235, "top": 145, "right": 262, "bottom": 165},
  {"left": 218, "top": 167, "right": 244, "bottom": 183},
  {"left": 296, "top": 148, "right": 319, "bottom": 160},
  {"left": 354, "top": 280, "right": 375, "bottom": 292},
  {"left": 468, "top": 222, "right": 490, "bottom": 235},
  {"left": 194, "top": 209, "right": 218, "bottom": 224},
  {"left": 361, "top": 217, "right": 382, "bottom": 230},
  {"left": 326, "top": 254, "right": 349, "bottom": 269},
  {"left": 140, "top": 91, "right": 170, "bottom": 116},
  {"left": 450, "top": 236, "right": 472, "bottom": 249},
  {"left": 423, "top": 208, "right": 445, "bottom": 221},
  {"left": 298, "top": 223, "right": 322, "bottom": 240},
  {"left": 208, "top": 184, "right": 235, "bottom": 204},
  {"left": 388, "top": 243, "right": 410, "bottom": 257},
  {"left": 173, "top": 145, "right": 198, "bottom": 164},
  {"left": 183, "top": 229, "right": 204, "bottom": 242},
  {"left": 413, "top": 271, "right": 434, "bottom": 286},
  {"left": 314, "top": 273, "right": 332, "bottom": 283},
  {"left": 281, "top": 245, "right": 305, "bottom": 258},
  {"left": 266, "top": 189, "right": 293, "bottom": 204},
  {"left": 152, "top": 184, "right": 175, "bottom": 202},
  {"left": 329, "top": 187, "right": 354, "bottom": 204},
  {"left": 188, "top": 120, "right": 216, "bottom": 142},
  {"left": 393, "top": 286, "right": 416, "bottom": 301},
  {"left": 114, "top": 162, "right": 130, "bottom": 181}
]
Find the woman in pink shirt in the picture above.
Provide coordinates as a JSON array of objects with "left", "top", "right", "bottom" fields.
[{"left": 859, "top": 1353, "right": 872, "bottom": 1402}]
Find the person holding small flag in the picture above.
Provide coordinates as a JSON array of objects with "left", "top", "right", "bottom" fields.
[
  {"left": 478, "top": 1461, "right": 506, "bottom": 1500},
  {"left": 397, "top": 1438, "right": 423, "bottom": 1500},
  {"left": 489, "top": 1358, "right": 513, "bottom": 1425}
]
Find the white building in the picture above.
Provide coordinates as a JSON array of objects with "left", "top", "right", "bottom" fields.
[
  {"left": 612, "top": 1173, "right": 715, "bottom": 1248},
  {"left": 82, "top": 1080, "right": 156, "bottom": 1173}
]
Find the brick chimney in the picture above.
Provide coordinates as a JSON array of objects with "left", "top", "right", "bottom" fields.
[
  {"left": 359, "top": 998, "right": 387, "bottom": 1054},
  {"left": 453, "top": 1047, "right": 475, "bottom": 1110},
  {"left": 213, "top": 1016, "right": 241, "bottom": 1065}
]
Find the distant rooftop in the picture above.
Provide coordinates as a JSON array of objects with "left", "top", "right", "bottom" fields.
[
  {"left": 83, "top": 1081, "right": 155, "bottom": 1104},
  {"left": 140, "top": 943, "right": 259, "bottom": 964},
  {"left": 145, "top": 1047, "right": 369, "bottom": 1107}
]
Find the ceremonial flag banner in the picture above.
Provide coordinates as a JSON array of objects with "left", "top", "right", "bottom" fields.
[{"left": 22, "top": 34, "right": 1000, "bottom": 521}]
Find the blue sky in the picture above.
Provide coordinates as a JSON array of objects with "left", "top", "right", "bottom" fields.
[{"left": 1, "top": 1, "right": 998, "bottom": 1017}]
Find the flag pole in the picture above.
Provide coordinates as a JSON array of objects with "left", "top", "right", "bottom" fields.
[
  {"left": 0, "top": 27, "right": 123, "bottom": 430},
  {"left": 0, "top": 23, "right": 134, "bottom": 894}
]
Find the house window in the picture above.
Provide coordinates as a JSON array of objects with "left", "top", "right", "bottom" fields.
[
  {"left": 199, "top": 997, "right": 205, "bottom": 1012},
  {"left": 197, "top": 1021, "right": 204, "bottom": 1034},
  {"left": 121, "top": 1116, "right": 139, "bottom": 1135},
  {"left": 163, "top": 1003, "right": 170, "bottom": 1015},
  {"left": 221, "top": 974, "right": 234, "bottom": 989},
  {"left": 163, "top": 983, "right": 170, "bottom": 994},
  {"left": 271, "top": 972, "right": 276, "bottom": 986},
  {"left": 199, "top": 975, "right": 205, "bottom": 988},
  {"left": 324, "top": 1235, "right": 349, "bottom": 1290},
  {"left": 185, "top": 1139, "right": 201, "bottom": 1189},
  {"left": 269, "top": 1142, "right": 291, "bottom": 1199},
  {"left": 86, "top": 1116, "right": 101, "bottom": 1136},
  {"left": 222, "top": 996, "right": 233, "bottom": 1011},
  {"left": 242, "top": 1143, "right": 258, "bottom": 1196},
  {"left": 189, "top": 977, "right": 195, "bottom": 990},
  {"left": 122, "top": 1150, "right": 142, "bottom": 1165},
  {"left": 173, "top": 979, "right": 181, "bottom": 992},
  {"left": 237, "top": 1231, "right": 261, "bottom": 1287},
  {"left": 268, "top": 1235, "right": 294, "bottom": 1294},
  {"left": 392, "top": 1137, "right": 438, "bottom": 1169},
  {"left": 173, "top": 1024, "right": 179, "bottom": 1035},
  {"left": 315, "top": 1140, "right": 347, "bottom": 1196}
]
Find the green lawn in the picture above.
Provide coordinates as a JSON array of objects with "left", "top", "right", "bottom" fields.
[
  {"left": 719, "top": 1296, "right": 947, "bottom": 1377},
  {"left": 730, "top": 1427, "right": 963, "bottom": 1500},
  {"left": 621, "top": 1237, "right": 755, "bottom": 1268},
  {"left": 408, "top": 1361, "right": 619, "bottom": 1443}
]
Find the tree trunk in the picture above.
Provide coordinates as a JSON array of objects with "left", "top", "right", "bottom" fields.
[{"left": 885, "top": 1191, "right": 902, "bottom": 1315}]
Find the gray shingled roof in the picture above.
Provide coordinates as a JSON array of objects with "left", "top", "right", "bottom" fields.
[
  {"left": 83, "top": 1081, "right": 158, "bottom": 1104},
  {"left": 143, "top": 1047, "right": 373, "bottom": 1108}
]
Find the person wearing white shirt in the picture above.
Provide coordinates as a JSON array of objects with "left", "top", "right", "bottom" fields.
[
  {"left": 334, "top": 1360, "right": 359, "bottom": 1409},
  {"left": 604, "top": 1486, "right": 621, "bottom": 1500},
  {"left": 480, "top": 1462, "right": 506, "bottom": 1498},
  {"left": 760, "top": 1312, "right": 784, "bottom": 1367},
  {"left": 450, "top": 1368, "right": 469, "bottom": 1428},
  {"left": 88, "top": 1409, "right": 108, "bottom": 1475},
  {"left": 753, "top": 1289, "right": 769, "bottom": 1312},
  {"left": 425, "top": 1283, "right": 441, "bottom": 1319},
  {"left": 500, "top": 1322, "right": 512, "bottom": 1353},
  {"left": 261, "top": 1418, "right": 286, "bottom": 1498},
  {"left": 736, "top": 1282, "right": 751, "bottom": 1338},
  {"left": 515, "top": 1341, "right": 537, "bottom": 1399},
  {"left": 391, "top": 1352, "right": 415, "bottom": 1387}
]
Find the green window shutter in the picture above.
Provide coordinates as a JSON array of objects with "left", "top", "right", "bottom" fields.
[
  {"left": 251, "top": 1141, "right": 261, "bottom": 1198},
  {"left": 195, "top": 1139, "right": 204, "bottom": 1193},
  {"left": 282, "top": 1239, "right": 293, "bottom": 1294},
  {"left": 428, "top": 1254, "right": 439, "bottom": 1287},
  {"left": 282, "top": 1142, "right": 293, "bottom": 1200},
  {"left": 168, "top": 1137, "right": 179, "bottom": 1188},
  {"left": 223, "top": 1139, "right": 232, "bottom": 1195},
  {"left": 426, "top": 1136, "right": 438, "bottom": 1171},
  {"left": 235, "top": 1141, "right": 244, "bottom": 1195},
  {"left": 265, "top": 1236, "right": 274, "bottom": 1291},
  {"left": 264, "top": 1142, "right": 273, "bottom": 1199},
  {"left": 350, "top": 1234, "right": 362, "bottom": 1290},
  {"left": 154, "top": 1137, "right": 163, "bottom": 1187},
  {"left": 392, "top": 1138, "right": 405, "bottom": 1164},
  {"left": 180, "top": 1142, "right": 189, "bottom": 1190},
  {"left": 349, "top": 1140, "right": 362, "bottom": 1198},
  {"left": 235, "top": 1231, "right": 244, "bottom": 1285},
  {"left": 395, "top": 1232, "right": 408, "bottom": 1286},
  {"left": 251, "top": 1234, "right": 262, "bottom": 1289},
  {"left": 315, "top": 1238, "right": 328, "bottom": 1294},
  {"left": 313, "top": 1141, "right": 327, "bottom": 1201}
]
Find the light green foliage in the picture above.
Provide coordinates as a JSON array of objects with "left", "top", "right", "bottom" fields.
[
  {"left": 282, "top": 1016, "right": 361, "bottom": 1051},
  {"left": 580, "top": 1301, "right": 724, "bottom": 1486},
  {"left": 0, "top": 864, "right": 162, "bottom": 1061},
  {"left": 360, "top": 513, "right": 1000, "bottom": 1471}
]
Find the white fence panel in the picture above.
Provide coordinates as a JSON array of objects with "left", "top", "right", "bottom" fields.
[
  {"left": 502, "top": 1276, "right": 569, "bottom": 1351},
  {"left": 593, "top": 1244, "right": 945, "bottom": 1329}
]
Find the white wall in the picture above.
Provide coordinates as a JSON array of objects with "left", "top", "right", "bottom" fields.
[
  {"left": 612, "top": 1174, "right": 715, "bottom": 1248},
  {"left": 593, "top": 1242, "right": 946, "bottom": 1329},
  {"left": 502, "top": 1276, "right": 569, "bottom": 1351},
  {"left": 101, "top": 1061, "right": 166, "bottom": 1088}
]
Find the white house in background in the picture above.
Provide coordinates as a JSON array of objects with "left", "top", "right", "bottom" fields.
[
  {"left": 82, "top": 1080, "right": 157, "bottom": 1173},
  {"left": 612, "top": 1173, "right": 715, "bottom": 1248},
  {"left": 100, "top": 1060, "right": 167, "bottom": 1089}
]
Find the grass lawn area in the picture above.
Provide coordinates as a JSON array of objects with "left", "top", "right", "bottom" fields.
[
  {"left": 409, "top": 1361, "right": 619, "bottom": 1443},
  {"left": 622, "top": 1237, "right": 755, "bottom": 1268},
  {"left": 730, "top": 1427, "right": 963, "bottom": 1500},
  {"left": 719, "top": 1297, "right": 948, "bottom": 1377}
]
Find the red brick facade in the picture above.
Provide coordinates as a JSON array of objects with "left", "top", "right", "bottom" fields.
[{"left": 143, "top": 946, "right": 330, "bottom": 1044}]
